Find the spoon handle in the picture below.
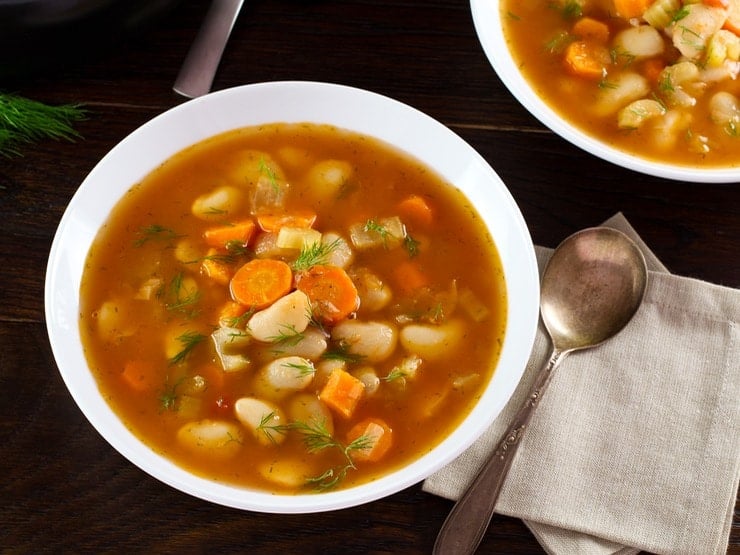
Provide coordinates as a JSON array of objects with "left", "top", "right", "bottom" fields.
[
  {"left": 433, "top": 348, "right": 566, "bottom": 555},
  {"left": 173, "top": 0, "right": 245, "bottom": 98}
]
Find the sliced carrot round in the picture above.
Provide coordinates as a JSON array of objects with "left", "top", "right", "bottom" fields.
[
  {"left": 295, "top": 264, "right": 359, "bottom": 323},
  {"left": 230, "top": 258, "right": 293, "bottom": 309}
]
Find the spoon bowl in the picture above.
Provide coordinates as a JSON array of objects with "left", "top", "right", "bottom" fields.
[
  {"left": 434, "top": 226, "right": 648, "bottom": 555},
  {"left": 542, "top": 227, "right": 648, "bottom": 353}
]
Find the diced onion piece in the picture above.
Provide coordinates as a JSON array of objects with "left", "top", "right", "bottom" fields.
[
  {"left": 276, "top": 227, "right": 322, "bottom": 250},
  {"left": 399, "top": 319, "right": 465, "bottom": 361},
  {"left": 191, "top": 185, "right": 244, "bottom": 220},
  {"left": 458, "top": 287, "right": 490, "bottom": 322},
  {"left": 669, "top": 4, "right": 727, "bottom": 60},
  {"left": 331, "top": 320, "right": 398, "bottom": 363},
  {"left": 618, "top": 98, "right": 667, "bottom": 129},
  {"left": 321, "top": 232, "right": 354, "bottom": 268},
  {"left": 452, "top": 373, "right": 481, "bottom": 392},
  {"left": 287, "top": 393, "right": 334, "bottom": 435},
  {"left": 134, "top": 277, "right": 163, "bottom": 301},
  {"left": 348, "top": 216, "right": 406, "bottom": 250},
  {"left": 247, "top": 290, "right": 312, "bottom": 343},
  {"left": 660, "top": 61, "right": 701, "bottom": 107},
  {"left": 643, "top": 0, "right": 681, "bottom": 29},
  {"left": 253, "top": 231, "right": 293, "bottom": 260},
  {"left": 211, "top": 327, "right": 252, "bottom": 372},
  {"left": 613, "top": 26, "right": 664, "bottom": 59},
  {"left": 394, "top": 354, "right": 423, "bottom": 381},
  {"left": 706, "top": 30, "right": 740, "bottom": 67},
  {"left": 176, "top": 419, "right": 243, "bottom": 457},
  {"left": 234, "top": 397, "right": 287, "bottom": 446}
]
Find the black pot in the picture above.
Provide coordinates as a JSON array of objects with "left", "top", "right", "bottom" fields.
[{"left": 0, "top": 0, "right": 181, "bottom": 82}]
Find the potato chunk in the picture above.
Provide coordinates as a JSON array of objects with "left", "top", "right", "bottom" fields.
[
  {"left": 191, "top": 186, "right": 244, "bottom": 220},
  {"left": 247, "top": 290, "right": 312, "bottom": 342},
  {"left": 254, "top": 356, "right": 315, "bottom": 399},
  {"left": 399, "top": 319, "right": 465, "bottom": 361},
  {"left": 176, "top": 419, "right": 243, "bottom": 458},
  {"left": 234, "top": 397, "right": 287, "bottom": 446},
  {"left": 331, "top": 320, "right": 398, "bottom": 363}
]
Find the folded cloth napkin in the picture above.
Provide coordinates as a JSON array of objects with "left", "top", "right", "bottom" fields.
[{"left": 423, "top": 213, "right": 740, "bottom": 555}]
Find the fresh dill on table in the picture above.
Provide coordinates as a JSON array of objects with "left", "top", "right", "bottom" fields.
[{"left": 0, "top": 93, "right": 86, "bottom": 157}]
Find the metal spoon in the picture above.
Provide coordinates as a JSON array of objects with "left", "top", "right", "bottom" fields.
[
  {"left": 173, "top": 0, "right": 245, "bottom": 98},
  {"left": 433, "top": 227, "right": 648, "bottom": 555}
]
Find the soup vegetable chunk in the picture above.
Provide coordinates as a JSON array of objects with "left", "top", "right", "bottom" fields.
[
  {"left": 502, "top": 0, "right": 740, "bottom": 166},
  {"left": 79, "top": 123, "right": 506, "bottom": 493}
]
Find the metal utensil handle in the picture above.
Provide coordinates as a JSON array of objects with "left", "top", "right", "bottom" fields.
[
  {"left": 433, "top": 348, "right": 565, "bottom": 555},
  {"left": 173, "top": 0, "right": 245, "bottom": 98}
]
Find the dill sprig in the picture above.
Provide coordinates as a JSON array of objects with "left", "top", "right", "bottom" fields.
[
  {"left": 289, "top": 419, "right": 374, "bottom": 490},
  {"left": 267, "top": 324, "right": 306, "bottom": 346},
  {"left": 0, "top": 93, "right": 87, "bottom": 157},
  {"left": 168, "top": 330, "right": 206, "bottom": 366},
  {"left": 321, "top": 341, "right": 365, "bottom": 364},
  {"left": 292, "top": 238, "right": 341, "bottom": 271}
]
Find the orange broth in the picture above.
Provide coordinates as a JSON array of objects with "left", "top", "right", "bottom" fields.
[
  {"left": 501, "top": 0, "right": 740, "bottom": 168},
  {"left": 79, "top": 123, "right": 507, "bottom": 493}
]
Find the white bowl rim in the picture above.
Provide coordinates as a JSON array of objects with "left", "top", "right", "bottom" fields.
[
  {"left": 44, "top": 80, "right": 540, "bottom": 513},
  {"left": 470, "top": 0, "right": 740, "bottom": 184}
]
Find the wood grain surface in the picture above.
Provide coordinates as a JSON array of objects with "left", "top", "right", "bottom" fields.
[{"left": 1, "top": 1, "right": 737, "bottom": 553}]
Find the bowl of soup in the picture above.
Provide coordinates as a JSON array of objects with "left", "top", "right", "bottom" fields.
[
  {"left": 45, "top": 81, "right": 539, "bottom": 513},
  {"left": 472, "top": 0, "right": 740, "bottom": 182}
]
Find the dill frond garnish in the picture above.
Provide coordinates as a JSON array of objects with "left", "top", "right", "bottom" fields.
[
  {"left": 382, "top": 367, "right": 408, "bottom": 382},
  {"left": 134, "top": 224, "right": 183, "bottom": 247},
  {"left": 267, "top": 324, "right": 306, "bottom": 346},
  {"left": 168, "top": 330, "right": 206, "bottom": 366},
  {"left": 321, "top": 342, "right": 365, "bottom": 363},
  {"left": 283, "top": 360, "right": 316, "bottom": 378},
  {"left": 404, "top": 234, "right": 420, "bottom": 258},
  {"left": 289, "top": 419, "right": 374, "bottom": 490},
  {"left": 0, "top": 93, "right": 87, "bottom": 157},
  {"left": 292, "top": 238, "right": 341, "bottom": 271},
  {"left": 363, "top": 219, "right": 390, "bottom": 247},
  {"left": 258, "top": 156, "right": 280, "bottom": 193},
  {"left": 165, "top": 272, "right": 201, "bottom": 317}
]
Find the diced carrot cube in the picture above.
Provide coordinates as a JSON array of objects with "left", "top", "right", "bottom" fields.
[
  {"left": 392, "top": 260, "right": 429, "bottom": 295},
  {"left": 572, "top": 17, "right": 610, "bottom": 43},
  {"left": 256, "top": 210, "right": 318, "bottom": 232},
  {"left": 563, "top": 41, "right": 607, "bottom": 80},
  {"left": 218, "top": 300, "right": 250, "bottom": 327},
  {"left": 613, "top": 0, "right": 652, "bottom": 19},
  {"left": 121, "top": 360, "right": 158, "bottom": 392},
  {"left": 397, "top": 195, "right": 433, "bottom": 229},
  {"left": 319, "top": 368, "right": 365, "bottom": 419},
  {"left": 641, "top": 58, "right": 666, "bottom": 84},
  {"left": 201, "top": 248, "right": 233, "bottom": 285},
  {"left": 347, "top": 418, "right": 393, "bottom": 462},
  {"left": 204, "top": 219, "right": 256, "bottom": 249}
]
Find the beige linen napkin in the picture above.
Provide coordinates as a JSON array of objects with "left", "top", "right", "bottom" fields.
[{"left": 423, "top": 213, "right": 740, "bottom": 555}]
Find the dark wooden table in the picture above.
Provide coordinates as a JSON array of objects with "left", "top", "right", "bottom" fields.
[{"left": 2, "top": 1, "right": 737, "bottom": 553}]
